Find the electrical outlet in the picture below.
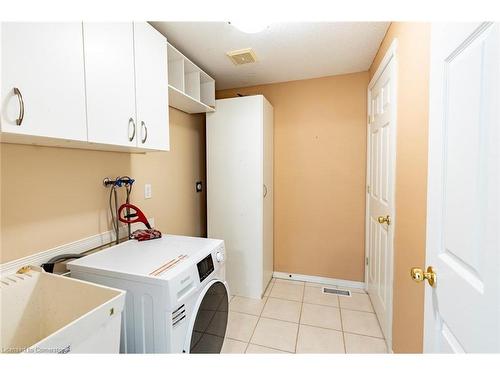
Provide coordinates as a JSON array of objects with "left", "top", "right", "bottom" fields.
[{"left": 144, "top": 184, "right": 152, "bottom": 199}]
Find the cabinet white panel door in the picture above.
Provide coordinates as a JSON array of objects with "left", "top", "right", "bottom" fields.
[
  {"left": 207, "top": 96, "right": 266, "bottom": 299},
  {"left": 1, "top": 23, "right": 87, "bottom": 141},
  {"left": 262, "top": 97, "right": 274, "bottom": 291},
  {"left": 84, "top": 23, "right": 137, "bottom": 147},
  {"left": 134, "top": 22, "right": 169, "bottom": 151}
]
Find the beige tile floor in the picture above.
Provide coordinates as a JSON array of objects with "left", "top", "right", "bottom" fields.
[{"left": 222, "top": 278, "right": 388, "bottom": 354}]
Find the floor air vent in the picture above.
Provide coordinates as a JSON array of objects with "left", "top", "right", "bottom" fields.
[{"left": 323, "top": 287, "right": 351, "bottom": 297}]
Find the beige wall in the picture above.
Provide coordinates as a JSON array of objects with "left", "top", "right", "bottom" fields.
[
  {"left": 130, "top": 108, "right": 206, "bottom": 237},
  {"left": 0, "top": 107, "right": 206, "bottom": 263},
  {"left": 369, "top": 22, "right": 430, "bottom": 353},
  {"left": 217, "top": 72, "right": 369, "bottom": 282}
]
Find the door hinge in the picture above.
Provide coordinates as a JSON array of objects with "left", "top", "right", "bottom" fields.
[
  {"left": 367, "top": 185, "right": 370, "bottom": 194},
  {"left": 366, "top": 257, "right": 369, "bottom": 266}
]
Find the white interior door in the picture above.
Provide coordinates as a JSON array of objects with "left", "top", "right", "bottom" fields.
[
  {"left": 365, "top": 41, "right": 397, "bottom": 348},
  {"left": 424, "top": 22, "right": 499, "bottom": 353}
]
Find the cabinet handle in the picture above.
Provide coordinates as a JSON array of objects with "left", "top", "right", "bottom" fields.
[
  {"left": 263, "top": 184, "right": 268, "bottom": 198},
  {"left": 141, "top": 121, "right": 148, "bottom": 144},
  {"left": 128, "top": 118, "right": 136, "bottom": 142},
  {"left": 13, "top": 87, "right": 24, "bottom": 126}
]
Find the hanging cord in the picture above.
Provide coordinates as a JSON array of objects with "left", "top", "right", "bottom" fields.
[
  {"left": 114, "top": 184, "right": 119, "bottom": 243},
  {"left": 107, "top": 176, "right": 135, "bottom": 244},
  {"left": 124, "top": 178, "right": 133, "bottom": 238},
  {"left": 109, "top": 182, "right": 119, "bottom": 244}
]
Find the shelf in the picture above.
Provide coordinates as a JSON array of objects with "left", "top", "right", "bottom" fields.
[
  {"left": 167, "top": 42, "right": 215, "bottom": 114},
  {"left": 200, "top": 70, "right": 216, "bottom": 107},
  {"left": 168, "top": 85, "right": 215, "bottom": 114}
]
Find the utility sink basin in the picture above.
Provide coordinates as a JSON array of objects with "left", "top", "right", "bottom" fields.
[{"left": 1, "top": 267, "right": 125, "bottom": 354}]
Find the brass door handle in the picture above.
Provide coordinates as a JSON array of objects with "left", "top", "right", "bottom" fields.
[
  {"left": 410, "top": 266, "right": 437, "bottom": 287},
  {"left": 377, "top": 215, "right": 391, "bottom": 225}
]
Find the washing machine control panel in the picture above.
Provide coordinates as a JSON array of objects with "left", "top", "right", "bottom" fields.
[
  {"left": 196, "top": 253, "right": 215, "bottom": 282},
  {"left": 215, "top": 252, "right": 224, "bottom": 263}
]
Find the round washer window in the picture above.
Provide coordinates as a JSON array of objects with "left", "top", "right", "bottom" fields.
[{"left": 189, "top": 281, "right": 228, "bottom": 353}]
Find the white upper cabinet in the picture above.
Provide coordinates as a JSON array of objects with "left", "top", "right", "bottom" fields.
[
  {"left": 133, "top": 22, "right": 169, "bottom": 151},
  {"left": 1, "top": 22, "right": 171, "bottom": 152},
  {"left": 0, "top": 23, "right": 87, "bottom": 141},
  {"left": 83, "top": 23, "right": 138, "bottom": 147}
]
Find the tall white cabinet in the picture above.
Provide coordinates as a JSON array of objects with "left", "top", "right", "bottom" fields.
[{"left": 206, "top": 95, "right": 274, "bottom": 299}]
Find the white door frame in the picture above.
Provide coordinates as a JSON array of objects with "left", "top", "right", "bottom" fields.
[{"left": 364, "top": 39, "right": 398, "bottom": 351}]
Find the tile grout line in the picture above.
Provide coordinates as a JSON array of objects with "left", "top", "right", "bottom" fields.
[
  {"left": 366, "top": 291, "right": 388, "bottom": 352},
  {"left": 246, "top": 296, "right": 268, "bottom": 350},
  {"left": 244, "top": 279, "right": 275, "bottom": 353},
  {"left": 246, "top": 343, "right": 294, "bottom": 354},
  {"left": 234, "top": 282, "right": 377, "bottom": 316},
  {"left": 224, "top": 338, "right": 293, "bottom": 354},
  {"left": 294, "top": 282, "right": 306, "bottom": 353},
  {"left": 301, "top": 299, "right": 374, "bottom": 315},
  {"left": 227, "top": 280, "right": 385, "bottom": 353},
  {"left": 269, "top": 279, "right": 305, "bottom": 303},
  {"left": 250, "top": 278, "right": 302, "bottom": 353},
  {"left": 339, "top": 293, "right": 386, "bottom": 342},
  {"left": 226, "top": 279, "right": 274, "bottom": 353},
  {"left": 269, "top": 284, "right": 369, "bottom": 308},
  {"left": 338, "top": 295, "right": 348, "bottom": 353},
  {"left": 227, "top": 316, "right": 386, "bottom": 344},
  {"left": 338, "top": 306, "right": 377, "bottom": 314},
  {"left": 258, "top": 317, "right": 386, "bottom": 341}
]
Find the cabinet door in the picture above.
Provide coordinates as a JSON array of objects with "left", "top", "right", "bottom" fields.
[
  {"left": 1, "top": 23, "right": 87, "bottom": 141},
  {"left": 84, "top": 23, "right": 137, "bottom": 147},
  {"left": 206, "top": 96, "right": 264, "bottom": 299},
  {"left": 262, "top": 97, "right": 274, "bottom": 293},
  {"left": 134, "top": 22, "right": 169, "bottom": 151}
]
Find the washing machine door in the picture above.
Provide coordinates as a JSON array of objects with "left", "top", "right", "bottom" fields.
[{"left": 187, "top": 280, "right": 229, "bottom": 353}]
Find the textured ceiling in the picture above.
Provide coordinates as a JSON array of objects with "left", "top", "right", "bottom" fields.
[{"left": 150, "top": 22, "right": 389, "bottom": 90}]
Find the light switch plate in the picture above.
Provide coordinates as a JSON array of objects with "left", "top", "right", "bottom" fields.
[{"left": 144, "top": 184, "right": 152, "bottom": 199}]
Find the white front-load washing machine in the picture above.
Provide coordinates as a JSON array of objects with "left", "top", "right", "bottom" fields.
[{"left": 67, "top": 235, "right": 228, "bottom": 353}]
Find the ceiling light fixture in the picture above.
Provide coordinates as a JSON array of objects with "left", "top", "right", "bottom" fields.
[{"left": 229, "top": 20, "right": 270, "bottom": 34}]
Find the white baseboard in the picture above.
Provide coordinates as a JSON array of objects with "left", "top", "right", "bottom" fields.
[
  {"left": 0, "top": 218, "right": 154, "bottom": 276},
  {"left": 273, "top": 271, "right": 365, "bottom": 290}
]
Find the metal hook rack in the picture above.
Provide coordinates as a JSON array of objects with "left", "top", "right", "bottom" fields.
[{"left": 103, "top": 176, "right": 135, "bottom": 188}]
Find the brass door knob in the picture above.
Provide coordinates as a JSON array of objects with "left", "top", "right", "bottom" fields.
[
  {"left": 377, "top": 215, "right": 391, "bottom": 225},
  {"left": 410, "top": 266, "right": 437, "bottom": 287}
]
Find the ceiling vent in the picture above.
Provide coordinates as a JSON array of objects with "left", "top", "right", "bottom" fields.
[{"left": 227, "top": 48, "right": 257, "bottom": 65}]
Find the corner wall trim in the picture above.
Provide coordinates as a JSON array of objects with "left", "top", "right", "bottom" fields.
[
  {"left": 0, "top": 218, "right": 154, "bottom": 276},
  {"left": 272, "top": 271, "right": 365, "bottom": 290}
]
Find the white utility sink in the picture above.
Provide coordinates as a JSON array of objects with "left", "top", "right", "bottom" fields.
[{"left": 0, "top": 267, "right": 125, "bottom": 354}]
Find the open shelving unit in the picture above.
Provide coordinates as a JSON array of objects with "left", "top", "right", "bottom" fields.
[{"left": 167, "top": 42, "right": 215, "bottom": 114}]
